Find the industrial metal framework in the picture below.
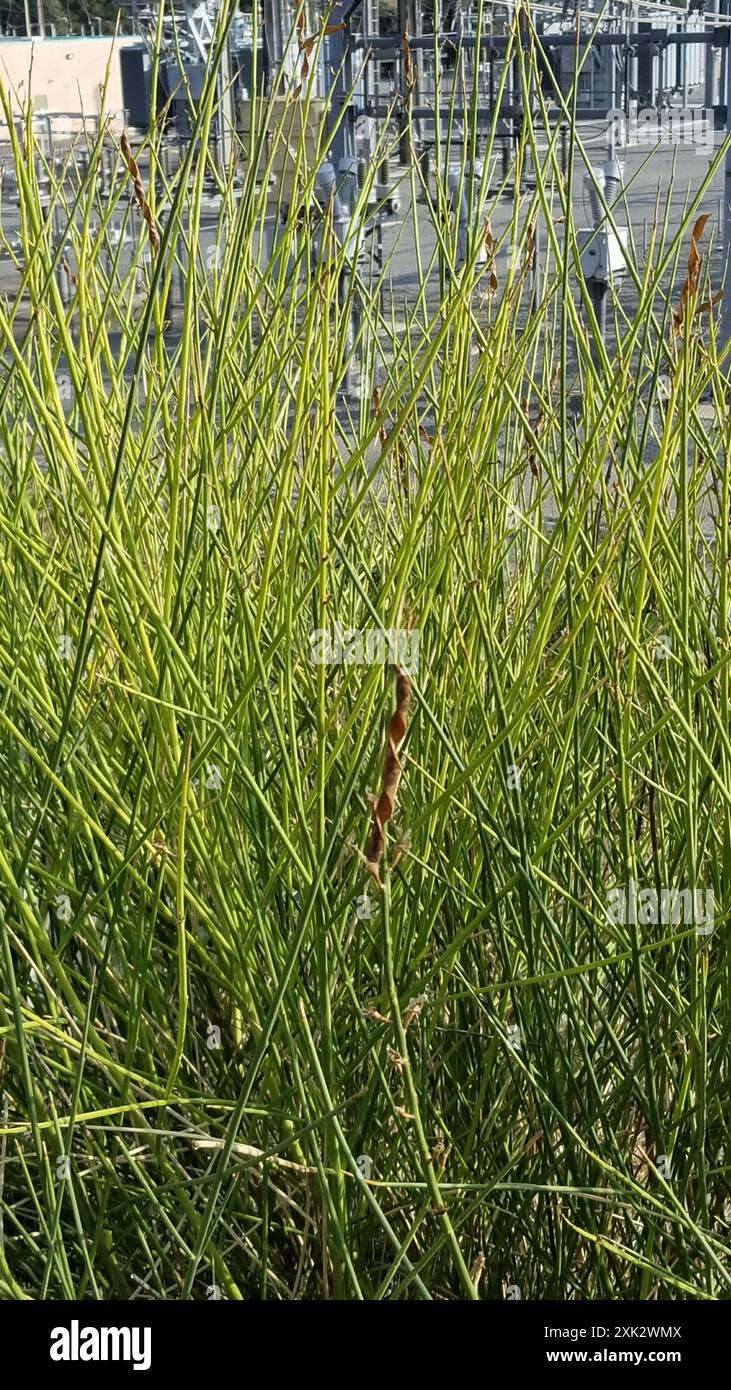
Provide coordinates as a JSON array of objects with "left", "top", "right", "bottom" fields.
[
  {"left": 316, "top": 2, "right": 731, "bottom": 339},
  {"left": 111, "top": 2, "right": 731, "bottom": 342},
  {"left": 6, "top": 4, "right": 731, "bottom": 348}
]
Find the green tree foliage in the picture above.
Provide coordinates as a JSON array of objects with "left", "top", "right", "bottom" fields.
[{"left": 1, "top": 1, "right": 122, "bottom": 33}]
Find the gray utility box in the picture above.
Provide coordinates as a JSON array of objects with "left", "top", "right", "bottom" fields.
[
  {"left": 120, "top": 45, "right": 153, "bottom": 130},
  {"left": 578, "top": 226, "right": 629, "bottom": 285}
]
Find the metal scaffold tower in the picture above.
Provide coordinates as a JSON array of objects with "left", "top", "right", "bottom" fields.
[{"left": 116, "top": 2, "right": 731, "bottom": 344}]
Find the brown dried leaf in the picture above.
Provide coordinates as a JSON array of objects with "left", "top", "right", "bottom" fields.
[
  {"left": 522, "top": 400, "right": 545, "bottom": 478},
  {"left": 431, "top": 1135, "right": 450, "bottom": 1169},
  {"left": 523, "top": 219, "right": 536, "bottom": 273},
  {"left": 362, "top": 1006, "right": 391, "bottom": 1025},
  {"left": 61, "top": 253, "right": 77, "bottom": 287},
  {"left": 483, "top": 218, "right": 499, "bottom": 298},
  {"left": 372, "top": 385, "right": 389, "bottom": 448},
  {"left": 674, "top": 212, "right": 711, "bottom": 329},
  {"left": 403, "top": 992, "right": 428, "bottom": 1030},
  {"left": 387, "top": 1105, "right": 415, "bottom": 1132},
  {"left": 694, "top": 288, "right": 722, "bottom": 318},
  {"left": 296, "top": 16, "right": 345, "bottom": 82}
]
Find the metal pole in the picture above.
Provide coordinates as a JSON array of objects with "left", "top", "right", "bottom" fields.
[
  {"left": 683, "top": 17, "right": 689, "bottom": 107},
  {"left": 704, "top": 28, "right": 716, "bottom": 110},
  {"left": 397, "top": 0, "right": 408, "bottom": 164},
  {"left": 514, "top": 1, "right": 525, "bottom": 191},
  {"left": 326, "top": 2, "right": 357, "bottom": 168},
  {"left": 216, "top": 2, "right": 235, "bottom": 177},
  {"left": 630, "top": 3, "right": 638, "bottom": 101},
  {"left": 608, "top": 7, "right": 616, "bottom": 162},
  {"left": 364, "top": 0, "right": 379, "bottom": 113},
  {"left": 501, "top": 9, "right": 512, "bottom": 183},
  {"left": 587, "top": 277, "right": 608, "bottom": 360}
]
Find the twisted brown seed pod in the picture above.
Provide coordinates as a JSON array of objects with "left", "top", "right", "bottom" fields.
[
  {"left": 402, "top": 26, "right": 416, "bottom": 97},
  {"left": 120, "top": 131, "right": 160, "bottom": 256},
  {"left": 365, "top": 668, "right": 412, "bottom": 883}
]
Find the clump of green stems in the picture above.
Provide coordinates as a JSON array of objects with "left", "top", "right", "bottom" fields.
[{"left": 0, "top": 1, "right": 728, "bottom": 1299}]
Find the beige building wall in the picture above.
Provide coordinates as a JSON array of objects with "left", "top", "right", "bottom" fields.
[{"left": 0, "top": 36, "right": 138, "bottom": 134}]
